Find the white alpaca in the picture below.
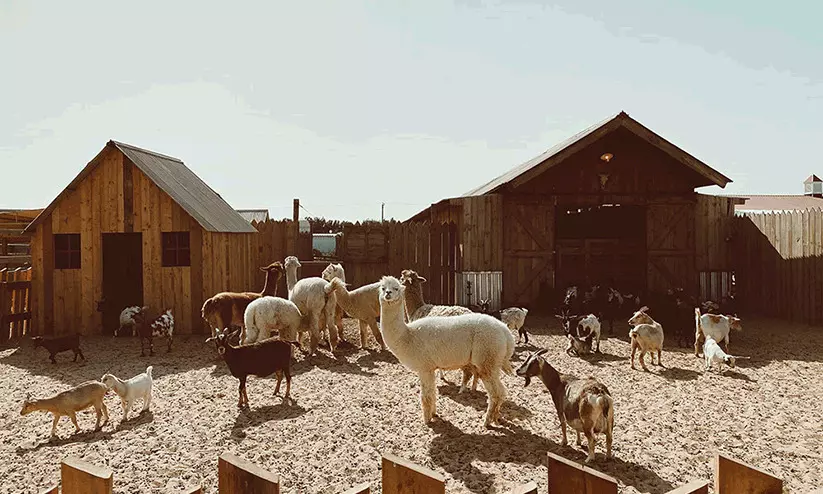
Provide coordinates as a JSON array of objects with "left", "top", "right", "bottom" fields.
[
  {"left": 378, "top": 276, "right": 515, "bottom": 427},
  {"left": 327, "top": 278, "right": 386, "bottom": 351},
  {"left": 242, "top": 296, "right": 303, "bottom": 345},
  {"left": 399, "top": 269, "right": 477, "bottom": 392},
  {"left": 321, "top": 262, "right": 347, "bottom": 342},
  {"left": 101, "top": 366, "right": 153, "bottom": 420},
  {"left": 284, "top": 256, "right": 338, "bottom": 354}
]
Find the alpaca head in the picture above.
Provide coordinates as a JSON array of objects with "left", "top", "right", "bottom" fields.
[
  {"left": 399, "top": 269, "right": 426, "bottom": 288},
  {"left": 284, "top": 256, "right": 301, "bottom": 271},
  {"left": 379, "top": 276, "right": 404, "bottom": 305},
  {"left": 322, "top": 262, "right": 345, "bottom": 282},
  {"left": 260, "top": 261, "right": 285, "bottom": 278}
]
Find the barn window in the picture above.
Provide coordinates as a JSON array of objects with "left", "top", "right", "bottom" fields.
[
  {"left": 54, "top": 234, "right": 81, "bottom": 269},
  {"left": 162, "top": 232, "right": 190, "bottom": 267}
]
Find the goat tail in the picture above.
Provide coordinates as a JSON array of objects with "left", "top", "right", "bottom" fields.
[
  {"left": 146, "top": 365, "right": 153, "bottom": 379},
  {"left": 596, "top": 394, "right": 612, "bottom": 424},
  {"left": 628, "top": 327, "right": 638, "bottom": 339}
]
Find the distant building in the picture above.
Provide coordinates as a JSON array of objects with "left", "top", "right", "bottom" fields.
[{"left": 734, "top": 175, "right": 823, "bottom": 213}]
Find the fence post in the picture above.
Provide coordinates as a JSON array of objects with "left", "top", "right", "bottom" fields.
[
  {"left": 714, "top": 453, "right": 782, "bottom": 494},
  {"left": 0, "top": 279, "right": 8, "bottom": 345},
  {"left": 547, "top": 452, "right": 618, "bottom": 494},
  {"left": 61, "top": 457, "right": 113, "bottom": 494},
  {"left": 218, "top": 452, "right": 280, "bottom": 494},
  {"left": 381, "top": 453, "right": 445, "bottom": 494}
]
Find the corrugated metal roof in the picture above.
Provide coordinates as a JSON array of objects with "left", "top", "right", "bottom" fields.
[
  {"left": 25, "top": 141, "right": 257, "bottom": 233},
  {"left": 734, "top": 195, "right": 823, "bottom": 212},
  {"left": 462, "top": 111, "right": 732, "bottom": 197},
  {"left": 236, "top": 209, "right": 270, "bottom": 223}
]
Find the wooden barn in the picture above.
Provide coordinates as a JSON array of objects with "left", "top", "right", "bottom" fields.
[
  {"left": 407, "top": 111, "right": 738, "bottom": 309},
  {"left": 24, "top": 140, "right": 259, "bottom": 336}
]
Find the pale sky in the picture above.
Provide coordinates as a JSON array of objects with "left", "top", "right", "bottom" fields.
[{"left": 2, "top": 1, "right": 821, "bottom": 221}]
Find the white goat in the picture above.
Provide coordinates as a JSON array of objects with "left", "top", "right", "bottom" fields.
[
  {"left": 694, "top": 308, "right": 743, "bottom": 357},
  {"left": 242, "top": 296, "right": 303, "bottom": 345},
  {"left": 284, "top": 256, "right": 338, "bottom": 354},
  {"left": 576, "top": 314, "right": 602, "bottom": 353},
  {"left": 627, "top": 306, "right": 665, "bottom": 371},
  {"left": 101, "top": 366, "right": 153, "bottom": 420},
  {"left": 703, "top": 336, "right": 750, "bottom": 373},
  {"left": 378, "top": 276, "right": 515, "bottom": 427},
  {"left": 117, "top": 306, "right": 144, "bottom": 336}
]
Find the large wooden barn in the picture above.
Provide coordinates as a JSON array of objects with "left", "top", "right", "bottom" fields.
[
  {"left": 24, "top": 140, "right": 259, "bottom": 336},
  {"left": 408, "top": 111, "right": 738, "bottom": 309}
]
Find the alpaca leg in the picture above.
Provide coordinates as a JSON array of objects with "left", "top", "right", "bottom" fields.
[
  {"left": 480, "top": 371, "right": 505, "bottom": 427},
  {"left": 335, "top": 305, "right": 345, "bottom": 342},
  {"left": 419, "top": 371, "right": 437, "bottom": 423},
  {"left": 325, "top": 310, "right": 339, "bottom": 352},
  {"left": 459, "top": 368, "right": 471, "bottom": 394},
  {"left": 367, "top": 319, "right": 385, "bottom": 351},
  {"left": 93, "top": 403, "right": 103, "bottom": 430},
  {"left": 358, "top": 320, "right": 370, "bottom": 350},
  {"left": 308, "top": 313, "right": 321, "bottom": 355}
]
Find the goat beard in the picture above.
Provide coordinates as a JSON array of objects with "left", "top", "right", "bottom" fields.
[{"left": 523, "top": 375, "right": 532, "bottom": 387}]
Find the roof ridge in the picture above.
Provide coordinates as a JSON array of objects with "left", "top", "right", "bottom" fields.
[{"left": 110, "top": 140, "right": 183, "bottom": 163}]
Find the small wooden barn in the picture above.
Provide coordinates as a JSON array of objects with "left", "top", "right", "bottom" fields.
[
  {"left": 408, "top": 111, "right": 738, "bottom": 309},
  {"left": 24, "top": 140, "right": 259, "bottom": 336}
]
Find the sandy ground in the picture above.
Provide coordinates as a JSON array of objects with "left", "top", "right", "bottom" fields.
[{"left": 1, "top": 315, "right": 822, "bottom": 494}]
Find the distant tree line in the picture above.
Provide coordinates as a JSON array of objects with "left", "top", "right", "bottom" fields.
[{"left": 306, "top": 216, "right": 385, "bottom": 234}]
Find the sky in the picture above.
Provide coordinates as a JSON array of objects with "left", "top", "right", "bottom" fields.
[{"left": 1, "top": 0, "right": 821, "bottom": 222}]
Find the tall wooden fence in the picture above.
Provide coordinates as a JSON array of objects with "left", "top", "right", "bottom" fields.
[
  {"left": 734, "top": 209, "right": 823, "bottom": 324},
  {"left": 0, "top": 266, "right": 32, "bottom": 343}
]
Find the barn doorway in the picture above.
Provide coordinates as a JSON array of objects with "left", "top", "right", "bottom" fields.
[
  {"left": 102, "top": 233, "right": 143, "bottom": 335},
  {"left": 555, "top": 204, "right": 646, "bottom": 291}
]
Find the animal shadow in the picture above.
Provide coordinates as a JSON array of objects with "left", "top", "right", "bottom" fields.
[
  {"left": 114, "top": 410, "right": 155, "bottom": 432},
  {"left": 16, "top": 427, "right": 114, "bottom": 454},
  {"left": 438, "top": 386, "right": 534, "bottom": 421},
  {"left": 657, "top": 366, "right": 701, "bottom": 381},
  {"left": 231, "top": 403, "right": 307, "bottom": 433},
  {"left": 356, "top": 349, "right": 398, "bottom": 369}
]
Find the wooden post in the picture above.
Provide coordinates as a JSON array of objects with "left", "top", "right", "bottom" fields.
[
  {"left": 61, "top": 457, "right": 113, "bottom": 494},
  {"left": 510, "top": 481, "right": 538, "bottom": 494},
  {"left": 381, "top": 453, "right": 445, "bottom": 494},
  {"left": 293, "top": 199, "right": 299, "bottom": 257},
  {"left": 665, "top": 480, "right": 709, "bottom": 494},
  {"left": 547, "top": 452, "right": 618, "bottom": 494},
  {"left": 0, "top": 279, "right": 8, "bottom": 344},
  {"left": 715, "top": 453, "right": 782, "bottom": 494},
  {"left": 218, "top": 452, "right": 280, "bottom": 494},
  {"left": 341, "top": 482, "right": 371, "bottom": 494}
]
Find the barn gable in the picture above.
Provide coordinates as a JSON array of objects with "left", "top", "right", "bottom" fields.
[
  {"left": 463, "top": 111, "right": 732, "bottom": 197},
  {"left": 25, "top": 140, "right": 256, "bottom": 234}
]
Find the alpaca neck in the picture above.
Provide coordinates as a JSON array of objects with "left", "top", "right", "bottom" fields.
[
  {"left": 333, "top": 284, "right": 355, "bottom": 313},
  {"left": 285, "top": 267, "right": 298, "bottom": 293},
  {"left": 404, "top": 283, "right": 426, "bottom": 317},
  {"left": 260, "top": 272, "right": 280, "bottom": 297},
  {"left": 379, "top": 298, "right": 410, "bottom": 349}
]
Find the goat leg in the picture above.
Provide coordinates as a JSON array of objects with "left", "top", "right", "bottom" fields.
[
  {"left": 77, "top": 347, "right": 85, "bottom": 361},
  {"left": 274, "top": 370, "right": 283, "bottom": 396},
  {"left": 584, "top": 429, "right": 596, "bottom": 463},
  {"left": 657, "top": 349, "right": 664, "bottom": 367},
  {"left": 149, "top": 336, "right": 155, "bottom": 356},
  {"left": 167, "top": 335, "right": 173, "bottom": 353},
  {"left": 69, "top": 412, "right": 80, "bottom": 434},
  {"left": 237, "top": 377, "right": 246, "bottom": 408},
  {"left": 284, "top": 370, "right": 292, "bottom": 405},
  {"left": 50, "top": 413, "right": 60, "bottom": 438},
  {"left": 50, "top": 353, "right": 57, "bottom": 364}
]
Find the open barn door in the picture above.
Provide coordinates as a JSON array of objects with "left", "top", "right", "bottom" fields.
[
  {"left": 502, "top": 198, "right": 555, "bottom": 307},
  {"left": 646, "top": 199, "right": 696, "bottom": 295}
]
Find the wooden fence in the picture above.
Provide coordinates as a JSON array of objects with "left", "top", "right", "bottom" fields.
[
  {"left": 32, "top": 450, "right": 783, "bottom": 494},
  {"left": 0, "top": 266, "right": 32, "bottom": 343},
  {"left": 734, "top": 209, "right": 823, "bottom": 324}
]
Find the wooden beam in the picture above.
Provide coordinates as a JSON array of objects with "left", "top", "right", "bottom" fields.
[
  {"left": 381, "top": 453, "right": 445, "bottom": 494},
  {"left": 715, "top": 453, "right": 782, "bottom": 494},
  {"left": 509, "top": 481, "right": 538, "bottom": 494},
  {"left": 547, "top": 452, "right": 618, "bottom": 494},
  {"left": 340, "top": 482, "right": 371, "bottom": 494},
  {"left": 61, "top": 457, "right": 113, "bottom": 494},
  {"left": 218, "top": 452, "right": 280, "bottom": 494}
]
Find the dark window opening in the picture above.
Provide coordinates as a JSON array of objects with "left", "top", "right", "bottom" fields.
[
  {"left": 556, "top": 204, "right": 645, "bottom": 239},
  {"left": 54, "top": 233, "right": 81, "bottom": 269},
  {"left": 162, "top": 231, "right": 191, "bottom": 267}
]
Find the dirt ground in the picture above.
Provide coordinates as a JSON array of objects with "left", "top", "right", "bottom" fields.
[{"left": 1, "top": 315, "right": 822, "bottom": 494}]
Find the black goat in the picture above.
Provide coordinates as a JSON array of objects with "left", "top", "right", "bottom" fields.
[
  {"left": 206, "top": 328, "right": 300, "bottom": 408},
  {"left": 31, "top": 334, "right": 85, "bottom": 364}
]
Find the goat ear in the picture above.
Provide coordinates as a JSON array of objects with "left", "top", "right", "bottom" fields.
[{"left": 639, "top": 305, "right": 650, "bottom": 313}]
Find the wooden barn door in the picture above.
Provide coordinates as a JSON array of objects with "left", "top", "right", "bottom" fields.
[
  {"left": 429, "top": 222, "right": 458, "bottom": 305},
  {"left": 646, "top": 200, "right": 696, "bottom": 295},
  {"left": 102, "top": 233, "right": 143, "bottom": 335},
  {"left": 502, "top": 198, "right": 555, "bottom": 307}
]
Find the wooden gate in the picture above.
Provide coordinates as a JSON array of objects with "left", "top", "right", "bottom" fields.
[
  {"left": 502, "top": 198, "right": 555, "bottom": 306},
  {"left": 646, "top": 199, "right": 696, "bottom": 294},
  {"left": 428, "top": 222, "right": 458, "bottom": 304}
]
